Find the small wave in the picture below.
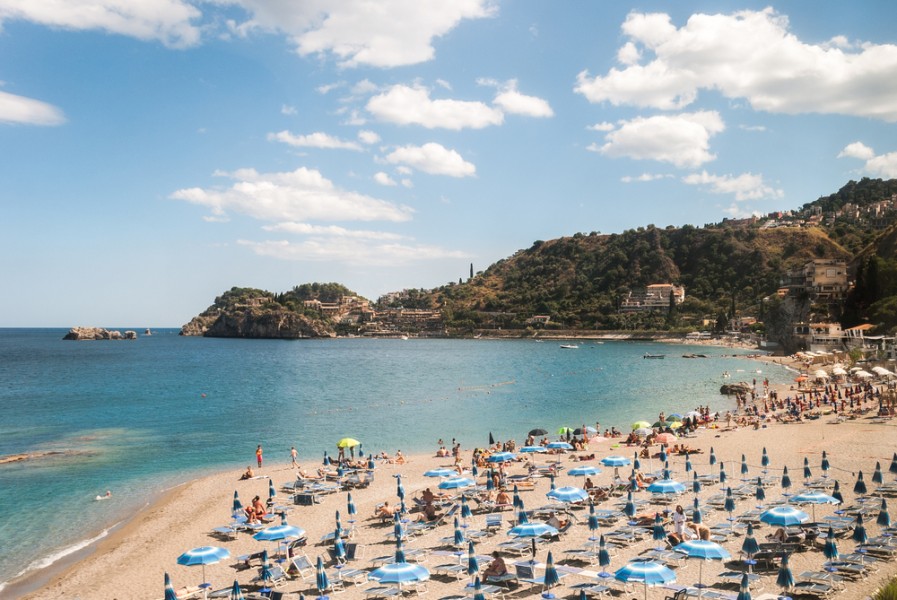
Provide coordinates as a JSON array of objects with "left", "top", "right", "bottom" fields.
[{"left": 7, "top": 523, "right": 118, "bottom": 584}]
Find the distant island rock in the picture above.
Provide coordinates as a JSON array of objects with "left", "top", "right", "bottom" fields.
[{"left": 63, "top": 327, "right": 137, "bottom": 340}]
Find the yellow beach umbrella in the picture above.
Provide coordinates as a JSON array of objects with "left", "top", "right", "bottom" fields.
[
  {"left": 631, "top": 421, "right": 651, "bottom": 431},
  {"left": 337, "top": 437, "right": 361, "bottom": 448},
  {"left": 668, "top": 422, "right": 683, "bottom": 430}
]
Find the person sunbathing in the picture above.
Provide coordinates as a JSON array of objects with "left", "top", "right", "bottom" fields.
[
  {"left": 494, "top": 490, "right": 512, "bottom": 508},
  {"left": 240, "top": 466, "right": 254, "bottom": 480},
  {"left": 374, "top": 502, "right": 397, "bottom": 520},
  {"left": 417, "top": 501, "right": 440, "bottom": 522},
  {"left": 297, "top": 467, "right": 323, "bottom": 480},
  {"left": 482, "top": 552, "right": 507, "bottom": 578},
  {"left": 546, "top": 512, "right": 569, "bottom": 530}
]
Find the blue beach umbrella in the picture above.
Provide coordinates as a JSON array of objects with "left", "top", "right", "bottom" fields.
[
  {"left": 259, "top": 549, "right": 274, "bottom": 585},
  {"left": 803, "top": 457, "right": 812, "bottom": 482},
  {"left": 333, "top": 528, "right": 346, "bottom": 562},
  {"left": 674, "top": 540, "right": 731, "bottom": 592},
  {"left": 633, "top": 454, "right": 642, "bottom": 471},
  {"left": 424, "top": 468, "right": 456, "bottom": 478},
  {"left": 821, "top": 451, "right": 830, "bottom": 476},
  {"left": 624, "top": 491, "right": 636, "bottom": 519},
  {"left": 438, "top": 477, "right": 476, "bottom": 490},
  {"left": 508, "top": 521, "right": 558, "bottom": 539},
  {"left": 755, "top": 477, "right": 766, "bottom": 504},
  {"left": 487, "top": 451, "right": 516, "bottom": 463},
  {"left": 878, "top": 499, "right": 891, "bottom": 527},
  {"left": 393, "top": 512, "right": 404, "bottom": 542},
  {"left": 513, "top": 485, "right": 523, "bottom": 510},
  {"left": 316, "top": 555, "right": 329, "bottom": 595},
  {"left": 662, "top": 460, "right": 672, "bottom": 480},
  {"left": 232, "top": 490, "right": 243, "bottom": 516},
  {"left": 253, "top": 515, "right": 305, "bottom": 543},
  {"left": 323, "top": 451, "right": 330, "bottom": 466},
  {"left": 736, "top": 573, "right": 752, "bottom": 600},
  {"left": 368, "top": 454, "right": 375, "bottom": 470},
  {"left": 873, "top": 462, "right": 884, "bottom": 485},
  {"left": 164, "top": 572, "right": 179, "bottom": 600},
  {"left": 569, "top": 465, "right": 602, "bottom": 478},
  {"left": 741, "top": 454, "right": 749, "bottom": 476},
  {"left": 761, "top": 447, "right": 769, "bottom": 470},
  {"left": 832, "top": 480, "right": 844, "bottom": 504},
  {"left": 685, "top": 452, "right": 693, "bottom": 474},
  {"left": 777, "top": 554, "right": 794, "bottom": 594},
  {"left": 648, "top": 479, "right": 686, "bottom": 495},
  {"left": 176, "top": 546, "right": 230, "bottom": 590},
  {"left": 347, "top": 493, "right": 357, "bottom": 518},
  {"left": 517, "top": 508, "right": 529, "bottom": 526},
  {"left": 790, "top": 491, "right": 840, "bottom": 522},
  {"left": 692, "top": 497, "right": 703, "bottom": 525},
  {"left": 471, "top": 464, "right": 479, "bottom": 478},
  {"left": 472, "top": 577, "right": 485, "bottom": 600},
  {"left": 852, "top": 514, "right": 868, "bottom": 544},
  {"left": 890, "top": 452, "right": 897, "bottom": 475},
  {"left": 724, "top": 487, "right": 736, "bottom": 519},
  {"left": 760, "top": 506, "right": 809, "bottom": 527},
  {"left": 588, "top": 502, "right": 599, "bottom": 536},
  {"left": 781, "top": 466, "right": 792, "bottom": 493},
  {"left": 598, "top": 535, "right": 611, "bottom": 573},
  {"left": 461, "top": 495, "right": 472, "bottom": 521},
  {"left": 549, "top": 475, "right": 557, "bottom": 491},
  {"left": 742, "top": 523, "right": 760, "bottom": 557},
  {"left": 709, "top": 448, "right": 717, "bottom": 466},
  {"left": 229, "top": 580, "right": 245, "bottom": 600},
  {"left": 367, "top": 541, "right": 430, "bottom": 589},
  {"left": 614, "top": 560, "right": 675, "bottom": 600},
  {"left": 467, "top": 540, "right": 479, "bottom": 578},
  {"left": 520, "top": 445, "right": 548, "bottom": 453},
  {"left": 335, "top": 510, "right": 343, "bottom": 534},
  {"left": 719, "top": 462, "right": 727, "bottom": 485},
  {"left": 485, "top": 474, "right": 494, "bottom": 492},
  {"left": 453, "top": 517, "right": 465, "bottom": 546},
  {"left": 692, "top": 471, "right": 701, "bottom": 495},
  {"left": 547, "top": 441, "right": 574, "bottom": 450},
  {"left": 659, "top": 447, "right": 667, "bottom": 464},
  {"left": 396, "top": 474, "right": 405, "bottom": 500},
  {"left": 543, "top": 551, "right": 560, "bottom": 597},
  {"left": 854, "top": 471, "right": 867, "bottom": 495},
  {"left": 652, "top": 513, "right": 666, "bottom": 544},
  {"left": 267, "top": 479, "right": 277, "bottom": 502},
  {"left": 547, "top": 486, "right": 589, "bottom": 504},
  {"left": 823, "top": 526, "right": 838, "bottom": 561}
]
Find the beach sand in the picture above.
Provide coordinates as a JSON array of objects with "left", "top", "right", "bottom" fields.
[{"left": 13, "top": 368, "right": 897, "bottom": 600}]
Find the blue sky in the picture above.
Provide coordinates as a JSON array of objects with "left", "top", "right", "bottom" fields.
[{"left": 2, "top": 1, "right": 897, "bottom": 326}]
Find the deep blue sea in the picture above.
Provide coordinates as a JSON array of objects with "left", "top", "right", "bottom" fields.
[{"left": 0, "top": 329, "right": 793, "bottom": 589}]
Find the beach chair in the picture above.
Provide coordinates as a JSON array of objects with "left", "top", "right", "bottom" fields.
[
  {"left": 791, "top": 581, "right": 835, "bottom": 598},
  {"left": 250, "top": 565, "right": 289, "bottom": 588},
  {"left": 287, "top": 554, "right": 315, "bottom": 581},
  {"left": 513, "top": 563, "right": 550, "bottom": 591},
  {"left": 484, "top": 514, "right": 503, "bottom": 533}
]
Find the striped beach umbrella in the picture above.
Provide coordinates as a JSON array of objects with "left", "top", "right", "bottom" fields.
[
  {"left": 823, "top": 526, "right": 839, "bottom": 560},
  {"left": 652, "top": 513, "right": 666, "bottom": 545},
  {"left": 623, "top": 491, "right": 636, "bottom": 519},
  {"left": 367, "top": 454, "right": 375, "bottom": 470},
  {"left": 633, "top": 454, "right": 641, "bottom": 471},
  {"left": 347, "top": 493, "right": 356, "bottom": 519},
  {"left": 873, "top": 462, "right": 884, "bottom": 485},
  {"left": 852, "top": 514, "right": 868, "bottom": 544},
  {"left": 467, "top": 540, "right": 479, "bottom": 579},
  {"left": 692, "top": 472, "right": 701, "bottom": 495},
  {"left": 890, "top": 452, "right": 897, "bottom": 476},
  {"left": 761, "top": 447, "right": 769, "bottom": 471},
  {"left": 755, "top": 477, "right": 766, "bottom": 504},
  {"left": 471, "top": 576, "right": 485, "bottom": 600},
  {"left": 164, "top": 572, "right": 179, "bottom": 600},
  {"left": 832, "top": 480, "right": 844, "bottom": 504},
  {"left": 742, "top": 523, "right": 760, "bottom": 557},
  {"left": 488, "top": 451, "right": 516, "bottom": 463},
  {"left": 461, "top": 495, "right": 472, "bottom": 521},
  {"left": 790, "top": 491, "right": 840, "bottom": 522},
  {"left": 177, "top": 546, "right": 230, "bottom": 591},
  {"left": 323, "top": 451, "right": 330, "bottom": 466},
  {"left": 776, "top": 553, "right": 794, "bottom": 594},
  {"left": 674, "top": 540, "right": 730, "bottom": 592},
  {"left": 803, "top": 457, "right": 812, "bottom": 482},
  {"left": 709, "top": 447, "right": 717, "bottom": 466},
  {"left": 508, "top": 521, "right": 558, "bottom": 539},
  {"left": 513, "top": 485, "right": 523, "bottom": 510},
  {"left": 259, "top": 549, "right": 275, "bottom": 586},
  {"left": 396, "top": 474, "right": 405, "bottom": 500},
  {"left": 760, "top": 506, "right": 808, "bottom": 527},
  {"left": 821, "top": 451, "right": 830, "bottom": 476},
  {"left": 854, "top": 471, "right": 867, "bottom": 495},
  {"left": 724, "top": 487, "right": 736, "bottom": 518},
  {"left": 393, "top": 512, "right": 404, "bottom": 542},
  {"left": 333, "top": 527, "right": 346, "bottom": 563},
  {"left": 547, "top": 442, "right": 573, "bottom": 451},
  {"left": 614, "top": 560, "right": 676, "bottom": 600},
  {"left": 648, "top": 479, "right": 686, "bottom": 495},
  {"left": 685, "top": 452, "right": 693, "bottom": 474},
  {"left": 719, "top": 462, "right": 727, "bottom": 485},
  {"left": 878, "top": 499, "right": 891, "bottom": 527},
  {"left": 543, "top": 551, "right": 560, "bottom": 597},
  {"left": 453, "top": 517, "right": 465, "bottom": 546},
  {"left": 229, "top": 579, "right": 245, "bottom": 600},
  {"left": 424, "top": 468, "right": 456, "bottom": 478},
  {"left": 438, "top": 477, "right": 476, "bottom": 490},
  {"left": 547, "top": 486, "right": 589, "bottom": 503},
  {"left": 662, "top": 461, "right": 672, "bottom": 480},
  {"left": 232, "top": 490, "right": 243, "bottom": 516},
  {"left": 736, "top": 573, "right": 752, "bottom": 600},
  {"left": 659, "top": 447, "right": 667, "bottom": 464},
  {"left": 692, "top": 497, "right": 703, "bottom": 525},
  {"left": 472, "top": 464, "right": 478, "bottom": 478},
  {"left": 741, "top": 455, "right": 749, "bottom": 476},
  {"left": 598, "top": 535, "right": 611, "bottom": 573},
  {"left": 517, "top": 508, "right": 529, "bottom": 526},
  {"left": 316, "top": 555, "right": 329, "bottom": 594},
  {"left": 549, "top": 475, "right": 556, "bottom": 491},
  {"left": 588, "top": 502, "right": 599, "bottom": 537}
]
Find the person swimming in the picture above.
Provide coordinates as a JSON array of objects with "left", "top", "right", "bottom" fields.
[{"left": 95, "top": 490, "right": 112, "bottom": 500}]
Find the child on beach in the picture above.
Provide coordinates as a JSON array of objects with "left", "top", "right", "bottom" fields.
[{"left": 256, "top": 445, "right": 263, "bottom": 468}]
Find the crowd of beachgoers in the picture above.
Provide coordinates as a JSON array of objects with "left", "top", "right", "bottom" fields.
[{"left": 14, "top": 355, "right": 897, "bottom": 600}]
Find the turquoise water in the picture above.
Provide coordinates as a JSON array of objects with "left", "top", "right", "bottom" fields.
[{"left": 0, "top": 329, "right": 792, "bottom": 588}]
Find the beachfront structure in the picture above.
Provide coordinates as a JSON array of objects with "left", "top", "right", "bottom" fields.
[
  {"left": 619, "top": 283, "right": 685, "bottom": 313},
  {"left": 781, "top": 259, "right": 849, "bottom": 302}
]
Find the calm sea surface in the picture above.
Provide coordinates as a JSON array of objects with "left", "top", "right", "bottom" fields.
[{"left": 0, "top": 329, "right": 793, "bottom": 588}]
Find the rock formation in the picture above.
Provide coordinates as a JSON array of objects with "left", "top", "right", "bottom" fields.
[
  {"left": 63, "top": 327, "right": 136, "bottom": 340},
  {"left": 181, "top": 308, "right": 335, "bottom": 339}
]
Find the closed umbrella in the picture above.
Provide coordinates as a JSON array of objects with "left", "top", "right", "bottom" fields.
[
  {"left": 228, "top": 580, "right": 244, "bottom": 600},
  {"left": 459, "top": 495, "right": 472, "bottom": 524},
  {"left": 692, "top": 472, "right": 701, "bottom": 495},
  {"left": 467, "top": 540, "right": 479, "bottom": 579},
  {"left": 624, "top": 491, "right": 636, "bottom": 519},
  {"left": 741, "top": 455, "right": 749, "bottom": 476},
  {"left": 323, "top": 451, "right": 330, "bottom": 466},
  {"left": 781, "top": 466, "right": 792, "bottom": 494},
  {"left": 854, "top": 471, "right": 868, "bottom": 495},
  {"left": 659, "top": 447, "right": 668, "bottom": 463},
  {"left": 597, "top": 535, "right": 611, "bottom": 575},
  {"left": 803, "top": 457, "right": 812, "bottom": 482},
  {"left": 633, "top": 453, "right": 641, "bottom": 471},
  {"left": 543, "top": 551, "right": 560, "bottom": 598},
  {"left": 614, "top": 560, "right": 676, "bottom": 600},
  {"left": 741, "top": 523, "right": 760, "bottom": 558},
  {"left": 873, "top": 462, "right": 884, "bottom": 485},
  {"left": 852, "top": 514, "right": 868, "bottom": 544},
  {"left": 513, "top": 485, "right": 523, "bottom": 510},
  {"left": 177, "top": 546, "right": 230, "bottom": 595},
  {"left": 367, "top": 454, "right": 375, "bottom": 470},
  {"left": 776, "top": 553, "right": 794, "bottom": 595},
  {"left": 396, "top": 474, "right": 405, "bottom": 500},
  {"left": 890, "top": 452, "right": 897, "bottom": 476},
  {"left": 164, "top": 572, "right": 179, "bottom": 600},
  {"left": 832, "top": 480, "right": 844, "bottom": 504},
  {"left": 485, "top": 473, "right": 494, "bottom": 492},
  {"left": 232, "top": 490, "right": 243, "bottom": 517},
  {"left": 878, "top": 499, "right": 891, "bottom": 527},
  {"left": 685, "top": 452, "right": 693, "bottom": 474},
  {"left": 471, "top": 577, "right": 485, "bottom": 600},
  {"left": 347, "top": 493, "right": 357, "bottom": 521},
  {"left": 821, "top": 451, "right": 830, "bottom": 477},
  {"left": 735, "top": 573, "right": 752, "bottom": 600},
  {"left": 316, "top": 555, "right": 329, "bottom": 595},
  {"left": 453, "top": 517, "right": 465, "bottom": 546},
  {"left": 652, "top": 513, "right": 666, "bottom": 546},
  {"left": 761, "top": 447, "right": 769, "bottom": 472},
  {"left": 709, "top": 448, "right": 716, "bottom": 467},
  {"left": 333, "top": 527, "right": 346, "bottom": 563},
  {"left": 674, "top": 540, "right": 730, "bottom": 594},
  {"left": 394, "top": 512, "right": 404, "bottom": 542},
  {"left": 692, "top": 497, "right": 703, "bottom": 525},
  {"left": 588, "top": 502, "right": 599, "bottom": 543},
  {"left": 258, "top": 550, "right": 275, "bottom": 587},
  {"left": 823, "top": 526, "right": 839, "bottom": 561},
  {"left": 719, "top": 462, "right": 727, "bottom": 485},
  {"left": 755, "top": 477, "right": 766, "bottom": 505}
]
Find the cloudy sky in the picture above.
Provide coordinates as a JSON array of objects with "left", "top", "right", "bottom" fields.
[{"left": 2, "top": 1, "right": 897, "bottom": 326}]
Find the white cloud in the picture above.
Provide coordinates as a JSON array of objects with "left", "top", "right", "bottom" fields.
[
  {"left": 238, "top": 238, "right": 467, "bottom": 266},
  {"left": 358, "top": 130, "right": 380, "bottom": 144},
  {"left": 588, "top": 122, "right": 615, "bottom": 132},
  {"left": 575, "top": 8, "right": 897, "bottom": 121},
  {"left": 170, "top": 166, "right": 413, "bottom": 223},
  {"left": 316, "top": 82, "right": 345, "bottom": 94},
  {"left": 396, "top": 166, "right": 413, "bottom": 175},
  {"left": 384, "top": 142, "right": 476, "bottom": 177},
  {"left": 620, "top": 173, "right": 672, "bottom": 183},
  {"left": 617, "top": 41, "right": 641, "bottom": 65},
  {"left": 267, "top": 130, "right": 362, "bottom": 151},
  {"left": 683, "top": 170, "right": 784, "bottom": 201},
  {"left": 592, "top": 111, "right": 724, "bottom": 168},
  {"left": 0, "top": 0, "right": 201, "bottom": 48},
  {"left": 221, "top": 0, "right": 495, "bottom": 68},
  {"left": 837, "top": 142, "right": 897, "bottom": 178},
  {"left": 373, "top": 171, "right": 397, "bottom": 186},
  {"left": 0, "top": 90, "right": 65, "bottom": 125},
  {"left": 262, "top": 222, "right": 405, "bottom": 241},
  {"left": 837, "top": 141, "right": 875, "bottom": 161},
  {"left": 401, "top": 178, "right": 414, "bottom": 188},
  {"left": 280, "top": 104, "right": 297, "bottom": 116},
  {"left": 341, "top": 109, "right": 367, "bottom": 126},
  {"left": 367, "top": 84, "right": 503, "bottom": 130},
  {"left": 739, "top": 124, "right": 766, "bottom": 132},
  {"left": 492, "top": 80, "right": 553, "bottom": 118}
]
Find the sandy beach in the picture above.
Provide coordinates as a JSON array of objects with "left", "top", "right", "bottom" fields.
[{"left": 12, "top": 360, "right": 897, "bottom": 600}]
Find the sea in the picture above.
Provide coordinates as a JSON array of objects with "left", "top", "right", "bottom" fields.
[{"left": 0, "top": 328, "right": 794, "bottom": 592}]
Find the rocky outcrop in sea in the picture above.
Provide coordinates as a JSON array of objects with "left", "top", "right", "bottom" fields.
[{"left": 63, "top": 327, "right": 137, "bottom": 340}]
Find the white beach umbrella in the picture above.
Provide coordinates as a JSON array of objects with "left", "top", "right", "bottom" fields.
[
  {"left": 854, "top": 370, "right": 874, "bottom": 379},
  {"left": 813, "top": 370, "right": 829, "bottom": 380}
]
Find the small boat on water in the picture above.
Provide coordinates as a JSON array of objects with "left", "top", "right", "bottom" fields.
[
  {"left": 643, "top": 353, "right": 665, "bottom": 359},
  {"left": 560, "top": 344, "right": 579, "bottom": 349}
]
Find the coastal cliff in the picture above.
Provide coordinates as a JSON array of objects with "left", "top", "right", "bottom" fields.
[{"left": 182, "top": 308, "right": 335, "bottom": 339}]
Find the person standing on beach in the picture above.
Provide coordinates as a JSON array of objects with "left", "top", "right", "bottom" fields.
[
  {"left": 256, "top": 444, "right": 263, "bottom": 468},
  {"left": 290, "top": 446, "right": 298, "bottom": 468}
]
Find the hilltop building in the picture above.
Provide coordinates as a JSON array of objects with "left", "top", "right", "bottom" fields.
[
  {"left": 619, "top": 284, "right": 685, "bottom": 313},
  {"left": 781, "top": 259, "right": 849, "bottom": 302}
]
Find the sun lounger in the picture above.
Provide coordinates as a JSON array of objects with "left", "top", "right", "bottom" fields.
[
  {"left": 569, "top": 582, "right": 612, "bottom": 597},
  {"left": 363, "top": 585, "right": 401, "bottom": 598},
  {"left": 250, "top": 565, "right": 289, "bottom": 588},
  {"left": 791, "top": 581, "right": 835, "bottom": 598}
]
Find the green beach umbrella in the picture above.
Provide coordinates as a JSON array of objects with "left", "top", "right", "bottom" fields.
[{"left": 631, "top": 421, "right": 651, "bottom": 431}]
